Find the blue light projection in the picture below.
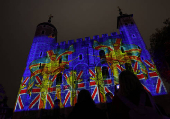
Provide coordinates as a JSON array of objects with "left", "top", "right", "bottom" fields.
[{"left": 14, "top": 18, "right": 167, "bottom": 112}]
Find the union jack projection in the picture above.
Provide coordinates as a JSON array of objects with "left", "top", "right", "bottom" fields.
[
  {"left": 14, "top": 15, "right": 168, "bottom": 112},
  {"left": 14, "top": 77, "right": 29, "bottom": 111}
]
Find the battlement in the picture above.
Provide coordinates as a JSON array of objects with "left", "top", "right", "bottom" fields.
[{"left": 56, "top": 32, "right": 120, "bottom": 46}]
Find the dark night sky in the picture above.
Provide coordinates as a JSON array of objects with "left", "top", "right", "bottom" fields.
[{"left": 1, "top": 0, "right": 170, "bottom": 108}]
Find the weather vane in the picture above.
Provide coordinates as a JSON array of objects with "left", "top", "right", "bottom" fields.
[
  {"left": 48, "top": 14, "right": 53, "bottom": 23},
  {"left": 117, "top": 6, "right": 123, "bottom": 16}
]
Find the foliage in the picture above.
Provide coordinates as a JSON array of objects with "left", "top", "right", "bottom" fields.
[{"left": 149, "top": 18, "right": 170, "bottom": 83}]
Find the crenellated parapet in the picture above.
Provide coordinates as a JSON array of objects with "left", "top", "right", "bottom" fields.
[{"left": 54, "top": 32, "right": 121, "bottom": 48}]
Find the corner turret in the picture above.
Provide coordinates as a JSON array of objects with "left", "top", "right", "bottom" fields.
[
  {"left": 117, "top": 6, "right": 134, "bottom": 29},
  {"left": 35, "top": 14, "right": 57, "bottom": 42},
  {"left": 23, "top": 15, "right": 57, "bottom": 77},
  {"left": 116, "top": 7, "right": 150, "bottom": 59}
]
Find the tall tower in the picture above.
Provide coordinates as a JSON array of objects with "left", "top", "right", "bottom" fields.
[
  {"left": 15, "top": 15, "right": 57, "bottom": 111},
  {"left": 23, "top": 15, "right": 57, "bottom": 77},
  {"left": 116, "top": 7, "right": 167, "bottom": 96},
  {"left": 117, "top": 7, "right": 150, "bottom": 60}
]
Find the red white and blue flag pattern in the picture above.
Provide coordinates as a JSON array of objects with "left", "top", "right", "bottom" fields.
[
  {"left": 62, "top": 70, "right": 85, "bottom": 107},
  {"left": 15, "top": 59, "right": 167, "bottom": 112},
  {"left": 143, "top": 60, "right": 167, "bottom": 95},
  {"left": 89, "top": 68, "right": 114, "bottom": 103},
  {"left": 28, "top": 75, "right": 56, "bottom": 110},
  {"left": 14, "top": 37, "right": 168, "bottom": 112},
  {"left": 14, "top": 77, "right": 29, "bottom": 111}
]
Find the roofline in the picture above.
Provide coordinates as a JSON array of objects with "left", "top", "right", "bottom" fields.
[
  {"left": 37, "top": 22, "right": 57, "bottom": 30},
  {"left": 117, "top": 14, "right": 133, "bottom": 29}
]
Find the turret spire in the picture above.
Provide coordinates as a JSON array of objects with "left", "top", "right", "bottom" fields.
[
  {"left": 117, "top": 6, "right": 123, "bottom": 16},
  {"left": 48, "top": 14, "right": 53, "bottom": 23}
]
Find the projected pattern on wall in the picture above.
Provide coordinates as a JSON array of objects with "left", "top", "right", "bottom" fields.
[
  {"left": 14, "top": 11, "right": 168, "bottom": 112},
  {"left": 14, "top": 37, "right": 167, "bottom": 111}
]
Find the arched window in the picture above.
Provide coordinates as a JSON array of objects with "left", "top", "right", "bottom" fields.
[
  {"left": 54, "top": 99, "right": 60, "bottom": 109},
  {"left": 121, "top": 47, "right": 125, "bottom": 53},
  {"left": 102, "top": 66, "right": 109, "bottom": 79},
  {"left": 125, "top": 63, "right": 133, "bottom": 72},
  {"left": 99, "top": 50, "right": 106, "bottom": 59},
  {"left": 56, "top": 73, "right": 62, "bottom": 85}
]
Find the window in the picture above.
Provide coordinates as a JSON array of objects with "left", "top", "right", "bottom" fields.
[
  {"left": 102, "top": 66, "right": 109, "bottom": 79},
  {"left": 79, "top": 54, "right": 82, "bottom": 60},
  {"left": 132, "top": 34, "right": 136, "bottom": 38},
  {"left": 66, "top": 55, "right": 68, "bottom": 61},
  {"left": 56, "top": 73, "right": 62, "bottom": 85},
  {"left": 39, "top": 63, "right": 41, "bottom": 68},
  {"left": 121, "top": 47, "right": 125, "bottom": 53},
  {"left": 59, "top": 57, "right": 62, "bottom": 64},
  {"left": 54, "top": 99, "right": 60, "bottom": 108},
  {"left": 42, "top": 31, "right": 44, "bottom": 34},
  {"left": 40, "top": 52, "right": 42, "bottom": 57},
  {"left": 52, "top": 34, "right": 55, "bottom": 37},
  {"left": 99, "top": 50, "right": 106, "bottom": 64},
  {"left": 99, "top": 50, "right": 106, "bottom": 59}
]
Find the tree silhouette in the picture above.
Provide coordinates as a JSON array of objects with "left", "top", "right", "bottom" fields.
[{"left": 149, "top": 18, "right": 170, "bottom": 83}]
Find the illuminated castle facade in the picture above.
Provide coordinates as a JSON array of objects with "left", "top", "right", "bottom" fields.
[{"left": 14, "top": 11, "right": 167, "bottom": 112}]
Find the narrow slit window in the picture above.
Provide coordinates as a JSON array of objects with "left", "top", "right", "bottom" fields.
[
  {"left": 59, "top": 57, "right": 62, "bottom": 64},
  {"left": 121, "top": 47, "right": 125, "bottom": 53},
  {"left": 40, "top": 52, "right": 42, "bottom": 57},
  {"left": 56, "top": 73, "right": 62, "bottom": 85},
  {"left": 132, "top": 34, "right": 136, "bottom": 38},
  {"left": 79, "top": 54, "right": 82, "bottom": 60},
  {"left": 39, "top": 63, "right": 41, "bottom": 68},
  {"left": 66, "top": 55, "right": 68, "bottom": 61}
]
